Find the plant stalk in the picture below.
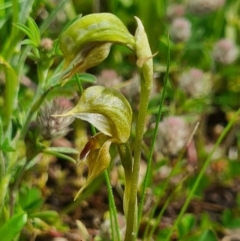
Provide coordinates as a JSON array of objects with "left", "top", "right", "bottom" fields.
[
  {"left": 118, "top": 143, "right": 133, "bottom": 217},
  {"left": 124, "top": 17, "right": 153, "bottom": 241},
  {"left": 0, "top": 175, "right": 11, "bottom": 212},
  {"left": 124, "top": 79, "right": 151, "bottom": 241},
  {"left": 138, "top": 34, "right": 170, "bottom": 227}
]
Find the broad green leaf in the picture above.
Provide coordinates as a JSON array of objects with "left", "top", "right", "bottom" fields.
[
  {"left": 197, "top": 230, "right": 218, "bottom": 241},
  {"left": 222, "top": 209, "right": 240, "bottom": 229},
  {"left": 178, "top": 214, "right": 196, "bottom": 238},
  {"left": 0, "top": 138, "right": 15, "bottom": 152},
  {"left": 19, "top": 187, "right": 43, "bottom": 211},
  {"left": 0, "top": 212, "right": 27, "bottom": 241}
]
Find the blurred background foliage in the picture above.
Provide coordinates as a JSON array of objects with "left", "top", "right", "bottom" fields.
[{"left": 1, "top": 0, "right": 240, "bottom": 240}]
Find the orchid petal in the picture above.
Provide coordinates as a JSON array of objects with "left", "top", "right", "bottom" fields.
[
  {"left": 59, "top": 13, "right": 135, "bottom": 77},
  {"left": 56, "top": 86, "right": 132, "bottom": 143},
  {"left": 74, "top": 139, "right": 112, "bottom": 200}
]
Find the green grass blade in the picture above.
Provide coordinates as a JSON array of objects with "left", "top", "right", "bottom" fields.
[
  {"left": 14, "top": 23, "right": 35, "bottom": 41},
  {"left": 0, "top": 212, "right": 27, "bottom": 241},
  {"left": 27, "top": 17, "right": 41, "bottom": 45},
  {"left": 19, "top": 0, "right": 34, "bottom": 24}
]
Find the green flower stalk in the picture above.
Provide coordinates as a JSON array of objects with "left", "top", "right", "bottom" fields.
[
  {"left": 54, "top": 86, "right": 132, "bottom": 200},
  {"left": 124, "top": 17, "right": 154, "bottom": 241}
]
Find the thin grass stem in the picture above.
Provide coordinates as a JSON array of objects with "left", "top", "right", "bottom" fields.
[
  {"left": 104, "top": 170, "right": 121, "bottom": 241},
  {"left": 124, "top": 79, "right": 151, "bottom": 241}
]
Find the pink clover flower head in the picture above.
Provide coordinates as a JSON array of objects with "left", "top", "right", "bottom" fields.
[
  {"left": 169, "top": 18, "right": 191, "bottom": 43},
  {"left": 179, "top": 68, "right": 211, "bottom": 97},
  {"left": 37, "top": 97, "right": 75, "bottom": 140},
  {"left": 188, "top": 0, "right": 225, "bottom": 15},
  {"left": 157, "top": 116, "right": 190, "bottom": 157},
  {"left": 213, "top": 39, "right": 239, "bottom": 65},
  {"left": 167, "top": 4, "right": 186, "bottom": 21}
]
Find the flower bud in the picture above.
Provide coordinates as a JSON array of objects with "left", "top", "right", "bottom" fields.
[
  {"left": 157, "top": 116, "right": 190, "bottom": 157},
  {"left": 178, "top": 68, "right": 211, "bottom": 97},
  {"left": 40, "top": 38, "right": 53, "bottom": 52},
  {"left": 169, "top": 18, "right": 191, "bottom": 43},
  {"left": 37, "top": 98, "right": 74, "bottom": 140},
  {"left": 187, "top": 0, "right": 225, "bottom": 15},
  {"left": 134, "top": 17, "right": 153, "bottom": 88},
  {"left": 213, "top": 39, "right": 239, "bottom": 65}
]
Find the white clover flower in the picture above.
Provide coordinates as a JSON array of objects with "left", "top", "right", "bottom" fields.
[
  {"left": 157, "top": 116, "right": 190, "bottom": 157},
  {"left": 167, "top": 4, "right": 186, "bottom": 21},
  {"left": 179, "top": 68, "right": 212, "bottom": 97},
  {"left": 169, "top": 18, "right": 191, "bottom": 43},
  {"left": 213, "top": 39, "right": 239, "bottom": 65},
  {"left": 37, "top": 98, "right": 74, "bottom": 140},
  {"left": 188, "top": 0, "right": 225, "bottom": 15}
]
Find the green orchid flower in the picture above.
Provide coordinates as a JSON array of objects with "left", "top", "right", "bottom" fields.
[
  {"left": 54, "top": 86, "right": 132, "bottom": 200},
  {"left": 59, "top": 13, "right": 136, "bottom": 79}
]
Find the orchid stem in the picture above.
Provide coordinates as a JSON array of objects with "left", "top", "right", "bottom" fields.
[
  {"left": 124, "top": 17, "right": 153, "bottom": 241},
  {"left": 139, "top": 34, "right": 170, "bottom": 236},
  {"left": 124, "top": 78, "right": 152, "bottom": 241}
]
